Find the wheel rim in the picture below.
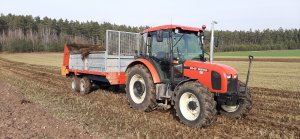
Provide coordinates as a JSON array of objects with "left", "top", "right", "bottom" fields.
[
  {"left": 129, "top": 74, "right": 146, "bottom": 104},
  {"left": 179, "top": 92, "right": 200, "bottom": 121},
  {"left": 71, "top": 78, "right": 76, "bottom": 90},
  {"left": 221, "top": 105, "right": 240, "bottom": 112},
  {"left": 80, "top": 79, "right": 85, "bottom": 92}
]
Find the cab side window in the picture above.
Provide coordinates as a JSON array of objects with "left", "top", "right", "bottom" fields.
[{"left": 151, "top": 31, "right": 170, "bottom": 61}]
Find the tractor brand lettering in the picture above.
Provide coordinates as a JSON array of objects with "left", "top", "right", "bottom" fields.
[{"left": 184, "top": 66, "right": 209, "bottom": 72}]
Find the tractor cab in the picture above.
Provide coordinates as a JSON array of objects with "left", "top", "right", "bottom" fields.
[{"left": 140, "top": 25, "right": 206, "bottom": 83}]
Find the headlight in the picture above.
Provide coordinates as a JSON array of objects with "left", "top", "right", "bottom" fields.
[
  {"left": 226, "top": 74, "right": 231, "bottom": 79},
  {"left": 233, "top": 74, "right": 238, "bottom": 79}
]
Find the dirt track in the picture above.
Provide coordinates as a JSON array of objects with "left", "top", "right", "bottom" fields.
[
  {"left": 0, "top": 80, "right": 94, "bottom": 138},
  {"left": 0, "top": 58, "right": 299, "bottom": 138}
]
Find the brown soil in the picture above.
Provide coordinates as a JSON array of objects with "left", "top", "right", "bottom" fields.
[
  {"left": 67, "top": 43, "right": 105, "bottom": 59},
  {"left": 0, "top": 58, "right": 299, "bottom": 138},
  {"left": 0, "top": 80, "right": 95, "bottom": 138},
  {"left": 215, "top": 57, "right": 300, "bottom": 62}
]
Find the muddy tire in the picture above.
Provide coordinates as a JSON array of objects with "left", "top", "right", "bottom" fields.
[
  {"left": 218, "top": 81, "right": 252, "bottom": 118},
  {"left": 79, "top": 77, "right": 92, "bottom": 95},
  {"left": 71, "top": 76, "right": 80, "bottom": 93},
  {"left": 174, "top": 82, "right": 217, "bottom": 127},
  {"left": 125, "top": 64, "right": 156, "bottom": 112}
]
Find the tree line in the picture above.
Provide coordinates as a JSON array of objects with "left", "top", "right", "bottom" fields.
[
  {"left": 0, "top": 14, "right": 148, "bottom": 52},
  {"left": 0, "top": 14, "right": 299, "bottom": 52},
  {"left": 213, "top": 29, "right": 300, "bottom": 52}
]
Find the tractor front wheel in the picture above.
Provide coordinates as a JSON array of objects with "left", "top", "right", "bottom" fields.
[
  {"left": 125, "top": 64, "right": 156, "bottom": 112},
  {"left": 174, "top": 82, "right": 217, "bottom": 127},
  {"left": 218, "top": 81, "right": 252, "bottom": 118}
]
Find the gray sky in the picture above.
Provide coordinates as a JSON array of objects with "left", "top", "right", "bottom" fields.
[{"left": 1, "top": 0, "right": 300, "bottom": 31}]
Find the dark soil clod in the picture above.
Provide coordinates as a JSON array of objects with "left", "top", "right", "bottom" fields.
[{"left": 21, "top": 99, "right": 31, "bottom": 104}]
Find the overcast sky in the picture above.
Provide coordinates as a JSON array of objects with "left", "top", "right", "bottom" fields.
[{"left": 1, "top": 0, "right": 300, "bottom": 31}]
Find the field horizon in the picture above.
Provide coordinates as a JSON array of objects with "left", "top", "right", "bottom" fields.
[{"left": 1, "top": 51, "right": 299, "bottom": 92}]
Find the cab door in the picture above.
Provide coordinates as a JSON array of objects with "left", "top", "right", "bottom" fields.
[{"left": 149, "top": 31, "right": 172, "bottom": 82}]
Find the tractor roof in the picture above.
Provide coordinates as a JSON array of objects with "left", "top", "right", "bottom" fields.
[{"left": 143, "top": 24, "right": 202, "bottom": 33}]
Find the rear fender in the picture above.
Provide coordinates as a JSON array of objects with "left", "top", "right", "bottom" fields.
[{"left": 126, "top": 59, "right": 161, "bottom": 83}]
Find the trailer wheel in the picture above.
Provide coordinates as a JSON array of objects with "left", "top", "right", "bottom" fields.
[
  {"left": 79, "top": 77, "right": 92, "bottom": 94},
  {"left": 218, "top": 81, "right": 252, "bottom": 118},
  {"left": 174, "top": 82, "right": 217, "bottom": 127},
  {"left": 71, "top": 76, "right": 80, "bottom": 93},
  {"left": 126, "top": 64, "right": 156, "bottom": 112}
]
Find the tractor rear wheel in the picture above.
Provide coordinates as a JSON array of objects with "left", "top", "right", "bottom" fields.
[
  {"left": 174, "top": 82, "right": 217, "bottom": 127},
  {"left": 126, "top": 64, "right": 156, "bottom": 112},
  {"left": 79, "top": 77, "right": 92, "bottom": 94},
  {"left": 71, "top": 75, "right": 80, "bottom": 93},
  {"left": 218, "top": 81, "right": 252, "bottom": 118}
]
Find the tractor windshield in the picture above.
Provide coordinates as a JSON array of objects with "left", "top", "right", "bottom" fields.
[
  {"left": 173, "top": 33, "right": 203, "bottom": 62},
  {"left": 149, "top": 31, "right": 204, "bottom": 63}
]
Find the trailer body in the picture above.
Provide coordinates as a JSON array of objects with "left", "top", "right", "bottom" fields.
[{"left": 62, "top": 30, "right": 141, "bottom": 85}]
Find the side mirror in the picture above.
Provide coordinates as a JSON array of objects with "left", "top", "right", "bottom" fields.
[
  {"left": 156, "top": 30, "right": 163, "bottom": 42},
  {"left": 214, "top": 37, "right": 219, "bottom": 47}
]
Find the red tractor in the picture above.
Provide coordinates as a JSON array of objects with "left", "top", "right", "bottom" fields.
[{"left": 62, "top": 23, "right": 253, "bottom": 127}]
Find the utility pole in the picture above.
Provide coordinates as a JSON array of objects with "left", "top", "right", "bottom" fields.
[{"left": 210, "top": 21, "right": 217, "bottom": 64}]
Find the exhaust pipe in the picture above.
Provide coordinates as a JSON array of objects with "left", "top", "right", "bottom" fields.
[{"left": 210, "top": 21, "right": 218, "bottom": 64}]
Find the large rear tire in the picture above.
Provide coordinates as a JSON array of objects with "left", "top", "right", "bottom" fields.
[
  {"left": 125, "top": 64, "right": 156, "bottom": 112},
  {"left": 71, "top": 75, "right": 80, "bottom": 93},
  {"left": 218, "top": 81, "right": 252, "bottom": 118},
  {"left": 79, "top": 77, "right": 92, "bottom": 95},
  {"left": 174, "top": 82, "right": 217, "bottom": 127}
]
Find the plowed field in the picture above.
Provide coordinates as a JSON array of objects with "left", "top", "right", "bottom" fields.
[{"left": 0, "top": 58, "right": 299, "bottom": 138}]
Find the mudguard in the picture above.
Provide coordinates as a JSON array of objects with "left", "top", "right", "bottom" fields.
[{"left": 126, "top": 58, "right": 161, "bottom": 83}]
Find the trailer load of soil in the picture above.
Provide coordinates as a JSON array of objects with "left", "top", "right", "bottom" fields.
[{"left": 67, "top": 43, "right": 106, "bottom": 59}]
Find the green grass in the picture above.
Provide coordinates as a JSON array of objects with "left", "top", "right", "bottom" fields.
[{"left": 215, "top": 50, "right": 300, "bottom": 57}]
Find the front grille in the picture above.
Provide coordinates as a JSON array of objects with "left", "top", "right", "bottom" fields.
[
  {"left": 211, "top": 71, "right": 221, "bottom": 90},
  {"left": 227, "top": 78, "right": 238, "bottom": 92}
]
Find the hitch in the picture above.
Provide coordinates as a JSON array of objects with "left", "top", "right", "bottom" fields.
[{"left": 245, "top": 55, "right": 254, "bottom": 93}]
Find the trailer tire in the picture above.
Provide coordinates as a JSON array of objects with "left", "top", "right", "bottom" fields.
[
  {"left": 126, "top": 64, "right": 157, "bottom": 112},
  {"left": 174, "top": 81, "right": 217, "bottom": 127},
  {"left": 218, "top": 81, "right": 252, "bottom": 118},
  {"left": 71, "top": 75, "right": 80, "bottom": 93},
  {"left": 79, "top": 77, "right": 92, "bottom": 95}
]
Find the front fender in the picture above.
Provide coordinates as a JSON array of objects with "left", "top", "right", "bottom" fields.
[{"left": 173, "top": 78, "right": 198, "bottom": 93}]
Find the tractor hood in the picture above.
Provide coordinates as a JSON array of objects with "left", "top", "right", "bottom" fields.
[
  {"left": 184, "top": 61, "right": 238, "bottom": 75},
  {"left": 183, "top": 60, "right": 238, "bottom": 93},
  {"left": 212, "top": 63, "right": 238, "bottom": 75}
]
